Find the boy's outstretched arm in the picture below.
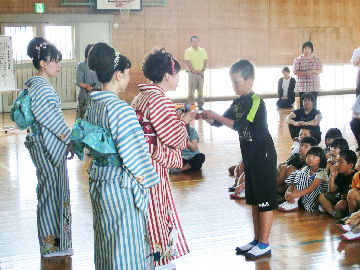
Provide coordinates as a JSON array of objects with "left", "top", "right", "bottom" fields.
[
  {"left": 202, "top": 110, "right": 234, "bottom": 128},
  {"left": 201, "top": 110, "right": 241, "bottom": 129}
]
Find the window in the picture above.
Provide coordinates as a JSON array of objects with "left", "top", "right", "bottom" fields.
[
  {"left": 45, "top": 26, "right": 73, "bottom": 60},
  {"left": 166, "top": 65, "right": 358, "bottom": 99},
  {"left": 4, "top": 26, "right": 34, "bottom": 61}
]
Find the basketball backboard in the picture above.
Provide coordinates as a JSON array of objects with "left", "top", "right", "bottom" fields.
[{"left": 96, "top": 0, "right": 142, "bottom": 11}]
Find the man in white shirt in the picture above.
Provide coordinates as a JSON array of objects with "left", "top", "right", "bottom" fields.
[{"left": 351, "top": 47, "right": 360, "bottom": 97}]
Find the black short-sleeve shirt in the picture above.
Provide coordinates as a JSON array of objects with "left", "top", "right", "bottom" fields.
[
  {"left": 292, "top": 108, "right": 321, "bottom": 122},
  {"left": 334, "top": 171, "right": 356, "bottom": 197},
  {"left": 213, "top": 92, "right": 277, "bottom": 167}
]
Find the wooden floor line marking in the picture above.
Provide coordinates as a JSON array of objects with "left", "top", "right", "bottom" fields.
[{"left": 273, "top": 236, "right": 342, "bottom": 249}]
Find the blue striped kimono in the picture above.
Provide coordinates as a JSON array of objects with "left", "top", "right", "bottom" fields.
[
  {"left": 24, "top": 76, "right": 72, "bottom": 256},
  {"left": 83, "top": 91, "right": 160, "bottom": 270}
]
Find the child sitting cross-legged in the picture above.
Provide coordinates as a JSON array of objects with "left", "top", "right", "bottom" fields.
[
  {"left": 169, "top": 112, "right": 205, "bottom": 174},
  {"left": 229, "top": 161, "right": 246, "bottom": 199},
  {"left": 279, "top": 146, "right": 328, "bottom": 212},
  {"left": 318, "top": 150, "right": 357, "bottom": 219}
]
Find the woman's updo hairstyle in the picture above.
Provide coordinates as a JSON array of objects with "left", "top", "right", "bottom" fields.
[
  {"left": 27, "top": 37, "right": 62, "bottom": 70},
  {"left": 88, "top": 42, "right": 131, "bottom": 84},
  {"left": 142, "top": 47, "right": 181, "bottom": 83}
]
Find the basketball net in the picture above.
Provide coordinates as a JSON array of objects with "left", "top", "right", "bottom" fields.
[{"left": 114, "top": 0, "right": 135, "bottom": 19}]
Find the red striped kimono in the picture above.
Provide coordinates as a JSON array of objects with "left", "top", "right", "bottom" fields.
[{"left": 131, "top": 84, "right": 189, "bottom": 267}]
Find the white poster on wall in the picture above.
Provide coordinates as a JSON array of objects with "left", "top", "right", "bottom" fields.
[{"left": 0, "top": 36, "right": 16, "bottom": 92}]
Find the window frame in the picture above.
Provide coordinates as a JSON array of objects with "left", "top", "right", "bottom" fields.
[{"left": 2, "top": 23, "right": 76, "bottom": 64}]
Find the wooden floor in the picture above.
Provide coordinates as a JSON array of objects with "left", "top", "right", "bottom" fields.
[{"left": 1, "top": 95, "right": 360, "bottom": 270}]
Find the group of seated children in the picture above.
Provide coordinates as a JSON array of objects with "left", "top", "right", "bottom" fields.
[
  {"left": 278, "top": 128, "right": 360, "bottom": 240},
  {"left": 228, "top": 127, "right": 360, "bottom": 240}
]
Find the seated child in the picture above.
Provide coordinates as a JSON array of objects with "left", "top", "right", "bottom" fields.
[
  {"left": 279, "top": 146, "right": 328, "bottom": 212},
  {"left": 337, "top": 209, "right": 360, "bottom": 240},
  {"left": 347, "top": 166, "right": 360, "bottom": 215},
  {"left": 278, "top": 136, "right": 318, "bottom": 196},
  {"left": 325, "top": 137, "right": 349, "bottom": 173},
  {"left": 230, "top": 162, "right": 246, "bottom": 199},
  {"left": 169, "top": 125, "right": 205, "bottom": 173},
  {"left": 323, "top": 128, "right": 342, "bottom": 153},
  {"left": 318, "top": 150, "right": 357, "bottom": 219},
  {"left": 290, "top": 127, "right": 314, "bottom": 156},
  {"left": 228, "top": 159, "right": 243, "bottom": 191}
]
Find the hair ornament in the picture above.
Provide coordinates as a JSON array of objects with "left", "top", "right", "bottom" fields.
[
  {"left": 114, "top": 50, "right": 121, "bottom": 69},
  {"left": 36, "top": 41, "right": 48, "bottom": 59},
  {"left": 170, "top": 56, "right": 175, "bottom": 75}
]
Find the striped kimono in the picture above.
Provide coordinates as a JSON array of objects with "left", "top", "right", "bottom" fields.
[
  {"left": 84, "top": 91, "right": 160, "bottom": 270},
  {"left": 131, "top": 84, "right": 190, "bottom": 267},
  {"left": 24, "top": 76, "right": 72, "bottom": 256}
]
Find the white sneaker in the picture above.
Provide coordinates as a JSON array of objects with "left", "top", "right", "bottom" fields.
[
  {"left": 318, "top": 205, "right": 326, "bottom": 213},
  {"left": 235, "top": 242, "right": 256, "bottom": 253},
  {"left": 245, "top": 245, "right": 271, "bottom": 258},
  {"left": 42, "top": 248, "right": 73, "bottom": 258},
  {"left": 278, "top": 198, "right": 299, "bottom": 212},
  {"left": 155, "top": 262, "right": 176, "bottom": 270}
]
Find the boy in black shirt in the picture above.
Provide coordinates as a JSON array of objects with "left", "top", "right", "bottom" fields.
[
  {"left": 200, "top": 59, "right": 277, "bottom": 258},
  {"left": 318, "top": 150, "right": 357, "bottom": 219}
]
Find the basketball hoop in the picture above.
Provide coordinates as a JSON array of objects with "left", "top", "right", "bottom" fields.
[{"left": 114, "top": 0, "right": 135, "bottom": 19}]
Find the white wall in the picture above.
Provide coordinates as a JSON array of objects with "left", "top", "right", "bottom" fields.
[{"left": 77, "top": 22, "right": 111, "bottom": 63}]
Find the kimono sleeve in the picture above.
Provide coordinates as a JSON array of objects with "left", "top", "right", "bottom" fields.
[
  {"left": 148, "top": 94, "right": 188, "bottom": 149},
  {"left": 108, "top": 101, "right": 160, "bottom": 188},
  {"left": 31, "top": 86, "right": 71, "bottom": 144}
]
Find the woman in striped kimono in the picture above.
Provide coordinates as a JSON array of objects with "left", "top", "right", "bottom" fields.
[
  {"left": 82, "top": 42, "right": 161, "bottom": 270},
  {"left": 131, "top": 48, "right": 197, "bottom": 269},
  {"left": 24, "top": 37, "right": 73, "bottom": 257}
]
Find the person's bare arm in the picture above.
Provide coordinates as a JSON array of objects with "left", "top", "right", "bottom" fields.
[
  {"left": 328, "top": 165, "right": 339, "bottom": 193},
  {"left": 312, "top": 68, "right": 323, "bottom": 74},
  {"left": 185, "top": 60, "right": 195, "bottom": 73},
  {"left": 202, "top": 59, "right": 207, "bottom": 71},
  {"left": 301, "top": 114, "right": 321, "bottom": 126},
  {"left": 353, "top": 58, "right": 360, "bottom": 67},
  {"left": 293, "top": 70, "right": 307, "bottom": 76},
  {"left": 79, "top": 82, "right": 93, "bottom": 91},
  {"left": 287, "top": 178, "right": 322, "bottom": 199},
  {"left": 201, "top": 110, "right": 234, "bottom": 128},
  {"left": 187, "top": 139, "right": 198, "bottom": 152},
  {"left": 285, "top": 112, "right": 299, "bottom": 126}
]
